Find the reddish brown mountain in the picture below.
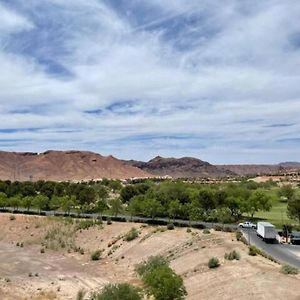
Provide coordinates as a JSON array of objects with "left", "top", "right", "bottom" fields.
[
  {"left": 125, "top": 156, "right": 235, "bottom": 178},
  {"left": 0, "top": 150, "right": 151, "bottom": 181}
]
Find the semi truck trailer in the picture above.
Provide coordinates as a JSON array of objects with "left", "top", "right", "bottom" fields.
[{"left": 257, "top": 222, "right": 277, "bottom": 243}]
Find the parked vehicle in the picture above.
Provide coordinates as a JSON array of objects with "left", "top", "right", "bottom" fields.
[
  {"left": 238, "top": 221, "right": 256, "bottom": 229},
  {"left": 257, "top": 222, "right": 277, "bottom": 243},
  {"left": 290, "top": 231, "right": 300, "bottom": 245}
]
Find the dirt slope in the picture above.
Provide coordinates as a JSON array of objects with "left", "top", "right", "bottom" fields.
[
  {"left": 0, "top": 214, "right": 299, "bottom": 300},
  {"left": 0, "top": 150, "right": 151, "bottom": 181}
]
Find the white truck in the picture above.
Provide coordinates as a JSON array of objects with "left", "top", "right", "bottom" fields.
[{"left": 256, "top": 222, "right": 277, "bottom": 243}]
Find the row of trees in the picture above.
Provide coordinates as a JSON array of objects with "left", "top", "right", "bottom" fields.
[
  {"left": 122, "top": 182, "right": 274, "bottom": 223},
  {"left": 0, "top": 179, "right": 121, "bottom": 202}
]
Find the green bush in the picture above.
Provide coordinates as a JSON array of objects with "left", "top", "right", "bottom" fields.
[
  {"left": 124, "top": 228, "right": 139, "bottom": 242},
  {"left": 203, "top": 229, "right": 210, "bottom": 234},
  {"left": 280, "top": 264, "right": 299, "bottom": 275},
  {"left": 91, "top": 250, "right": 101, "bottom": 261},
  {"left": 76, "top": 289, "right": 86, "bottom": 300},
  {"left": 167, "top": 223, "right": 174, "bottom": 230},
  {"left": 224, "top": 250, "right": 240, "bottom": 261},
  {"left": 142, "top": 265, "right": 187, "bottom": 300},
  {"left": 248, "top": 245, "right": 258, "bottom": 256},
  {"left": 135, "top": 255, "right": 169, "bottom": 276},
  {"left": 208, "top": 257, "right": 220, "bottom": 268},
  {"left": 90, "top": 283, "right": 142, "bottom": 300}
]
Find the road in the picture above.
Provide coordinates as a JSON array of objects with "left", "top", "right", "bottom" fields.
[{"left": 242, "top": 228, "right": 300, "bottom": 269}]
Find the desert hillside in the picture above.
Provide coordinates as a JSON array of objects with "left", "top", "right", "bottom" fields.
[
  {"left": 0, "top": 213, "right": 299, "bottom": 300},
  {"left": 0, "top": 151, "right": 151, "bottom": 181}
]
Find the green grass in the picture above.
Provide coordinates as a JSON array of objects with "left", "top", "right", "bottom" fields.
[
  {"left": 243, "top": 187, "right": 295, "bottom": 228},
  {"left": 255, "top": 201, "right": 292, "bottom": 228}
]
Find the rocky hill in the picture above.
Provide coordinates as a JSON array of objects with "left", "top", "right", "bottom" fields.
[
  {"left": 217, "top": 163, "right": 300, "bottom": 176},
  {"left": 0, "top": 150, "right": 151, "bottom": 181},
  {"left": 125, "top": 156, "right": 235, "bottom": 178}
]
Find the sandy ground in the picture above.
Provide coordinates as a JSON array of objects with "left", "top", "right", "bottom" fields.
[{"left": 0, "top": 213, "right": 299, "bottom": 299}]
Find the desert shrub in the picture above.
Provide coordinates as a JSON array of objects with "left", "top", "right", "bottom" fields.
[
  {"left": 203, "top": 229, "right": 210, "bottom": 234},
  {"left": 76, "top": 219, "right": 102, "bottom": 231},
  {"left": 90, "top": 283, "right": 142, "bottom": 300},
  {"left": 239, "top": 236, "right": 248, "bottom": 245},
  {"left": 208, "top": 257, "right": 220, "bottom": 268},
  {"left": 280, "top": 264, "right": 299, "bottom": 275},
  {"left": 91, "top": 250, "right": 102, "bottom": 261},
  {"left": 9, "top": 215, "right": 15, "bottom": 221},
  {"left": 44, "top": 225, "right": 76, "bottom": 251},
  {"left": 40, "top": 248, "right": 45, "bottom": 254},
  {"left": 236, "top": 231, "right": 243, "bottom": 241},
  {"left": 135, "top": 255, "right": 169, "bottom": 276},
  {"left": 106, "top": 217, "right": 112, "bottom": 225},
  {"left": 224, "top": 250, "right": 240, "bottom": 261},
  {"left": 186, "top": 228, "right": 192, "bottom": 233},
  {"left": 76, "top": 289, "right": 86, "bottom": 300},
  {"left": 223, "top": 226, "right": 233, "bottom": 232},
  {"left": 213, "top": 225, "right": 222, "bottom": 231},
  {"left": 142, "top": 265, "right": 187, "bottom": 300},
  {"left": 248, "top": 245, "right": 258, "bottom": 256},
  {"left": 167, "top": 223, "right": 175, "bottom": 230},
  {"left": 124, "top": 228, "right": 139, "bottom": 241}
]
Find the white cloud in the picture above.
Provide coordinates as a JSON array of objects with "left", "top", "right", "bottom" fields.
[{"left": 0, "top": 0, "right": 299, "bottom": 163}]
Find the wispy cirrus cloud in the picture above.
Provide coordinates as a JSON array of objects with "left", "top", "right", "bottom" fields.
[{"left": 0, "top": 0, "right": 299, "bottom": 163}]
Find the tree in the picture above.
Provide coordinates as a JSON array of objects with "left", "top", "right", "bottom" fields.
[
  {"left": 49, "top": 196, "right": 62, "bottom": 210},
  {"left": 120, "top": 185, "right": 139, "bottom": 203},
  {"left": 198, "top": 189, "right": 215, "bottom": 211},
  {"left": 211, "top": 207, "right": 232, "bottom": 225},
  {"left": 278, "top": 185, "right": 294, "bottom": 201},
  {"left": 23, "top": 196, "right": 34, "bottom": 211},
  {"left": 61, "top": 195, "right": 77, "bottom": 215},
  {"left": 95, "top": 198, "right": 108, "bottom": 217},
  {"left": 8, "top": 195, "right": 22, "bottom": 210},
  {"left": 90, "top": 283, "right": 142, "bottom": 300},
  {"left": 243, "top": 190, "right": 272, "bottom": 219},
  {"left": 33, "top": 195, "right": 49, "bottom": 213},
  {"left": 167, "top": 200, "right": 182, "bottom": 221},
  {"left": 128, "top": 195, "right": 143, "bottom": 218},
  {"left": 187, "top": 201, "right": 204, "bottom": 223},
  {"left": 143, "top": 265, "right": 187, "bottom": 300},
  {"left": 287, "top": 196, "right": 300, "bottom": 225},
  {"left": 94, "top": 185, "right": 108, "bottom": 201},
  {"left": 142, "top": 198, "right": 163, "bottom": 219},
  {"left": 110, "top": 198, "right": 123, "bottom": 217},
  {"left": 0, "top": 192, "right": 8, "bottom": 208}
]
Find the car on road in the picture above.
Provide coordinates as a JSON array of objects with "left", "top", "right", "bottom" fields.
[
  {"left": 290, "top": 231, "right": 300, "bottom": 245},
  {"left": 238, "top": 221, "right": 256, "bottom": 229}
]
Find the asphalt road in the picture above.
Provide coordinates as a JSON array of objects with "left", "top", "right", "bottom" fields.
[{"left": 242, "top": 228, "right": 300, "bottom": 269}]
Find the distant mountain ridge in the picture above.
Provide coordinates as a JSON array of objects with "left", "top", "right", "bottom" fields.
[
  {"left": 125, "top": 156, "right": 235, "bottom": 178},
  {"left": 0, "top": 150, "right": 151, "bottom": 181},
  {"left": 0, "top": 150, "right": 298, "bottom": 181}
]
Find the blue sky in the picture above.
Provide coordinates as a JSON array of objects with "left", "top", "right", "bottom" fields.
[{"left": 0, "top": 0, "right": 300, "bottom": 163}]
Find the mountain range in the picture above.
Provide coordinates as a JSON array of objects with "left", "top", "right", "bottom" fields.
[{"left": 0, "top": 150, "right": 299, "bottom": 181}]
